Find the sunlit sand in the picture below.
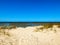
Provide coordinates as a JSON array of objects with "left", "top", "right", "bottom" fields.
[{"left": 0, "top": 25, "right": 60, "bottom": 45}]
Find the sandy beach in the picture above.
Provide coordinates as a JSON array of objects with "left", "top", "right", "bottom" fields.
[{"left": 0, "top": 25, "right": 60, "bottom": 45}]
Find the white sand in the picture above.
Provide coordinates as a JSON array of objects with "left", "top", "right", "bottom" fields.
[{"left": 0, "top": 25, "right": 60, "bottom": 45}]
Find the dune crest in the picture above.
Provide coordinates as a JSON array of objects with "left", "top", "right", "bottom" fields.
[{"left": 0, "top": 25, "right": 60, "bottom": 45}]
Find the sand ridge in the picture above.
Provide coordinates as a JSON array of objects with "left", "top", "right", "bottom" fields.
[{"left": 0, "top": 25, "right": 60, "bottom": 45}]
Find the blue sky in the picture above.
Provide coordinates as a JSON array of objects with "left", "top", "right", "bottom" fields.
[{"left": 0, "top": 0, "right": 60, "bottom": 22}]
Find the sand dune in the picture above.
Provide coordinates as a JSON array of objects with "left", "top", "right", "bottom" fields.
[{"left": 0, "top": 25, "right": 60, "bottom": 45}]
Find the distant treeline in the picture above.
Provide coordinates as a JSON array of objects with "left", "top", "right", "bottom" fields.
[
  {"left": 0, "top": 22, "right": 60, "bottom": 29},
  {"left": 0, "top": 22, "right": 60, "bottom": 27}
]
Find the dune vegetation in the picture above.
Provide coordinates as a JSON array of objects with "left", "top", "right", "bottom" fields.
[{"left": 0, "top": 24, "right": 60, "bottom": 45}]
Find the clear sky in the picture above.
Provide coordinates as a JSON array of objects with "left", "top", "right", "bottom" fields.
[{"left": 0, "top": 0, "right": 60, "bottom": 22}]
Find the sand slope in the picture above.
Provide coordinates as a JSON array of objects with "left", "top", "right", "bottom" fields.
[{"left": 0, "top": 26, "right": 60, "bottom": 45}]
